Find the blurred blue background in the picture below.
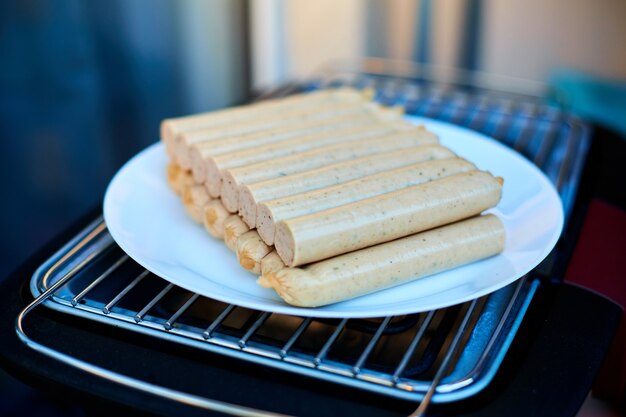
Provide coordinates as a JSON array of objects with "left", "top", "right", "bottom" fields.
[{"left": 0, "top": 0, "right": 249, "bottom": 280}]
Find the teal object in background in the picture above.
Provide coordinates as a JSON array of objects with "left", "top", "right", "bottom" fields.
[{"left": 550, "top": 69, "right": 626, "bottom": 138}]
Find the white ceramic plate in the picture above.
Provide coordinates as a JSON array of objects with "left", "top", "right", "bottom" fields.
[{"left": 103, "top": 117, "right": 563, "bottom": 318}]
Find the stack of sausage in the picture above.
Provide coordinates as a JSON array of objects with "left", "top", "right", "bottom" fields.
[{"left": 161, "top": 88, "right": 505, "bottom": 307}]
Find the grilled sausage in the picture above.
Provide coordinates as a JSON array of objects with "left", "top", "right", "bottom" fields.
[
  {"left": 259, "top": 215, "right": 505, "bottom": 307},
  {"left": 274, "top": 171, "right": 503, "bottom": 266}
]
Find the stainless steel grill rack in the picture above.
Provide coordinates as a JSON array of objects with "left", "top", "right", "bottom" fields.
[{"left": 23, "top": 217, "right": 537, "bottom": 412}]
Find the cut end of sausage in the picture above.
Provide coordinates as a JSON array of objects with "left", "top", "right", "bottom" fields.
[
  {"left": 160, "top": 121, "right": 177, "bottom": 154},
  {"left": 256, "top": 203, "right": 276, "bottom": 246},
  {"left": 190, "top": 147, "right": 207, "bottom": 184},
  {"left": 162, "top": 137, "right": 176, "bottom": 160},
  {"left": 178, "top": 146, "right": 194, "bottom": 170},
  {"left": 171, "top": 138, "right": 188, "bottom": 167},
  {"left": 220, "top": 172, "right": 240, "bottom": 213},
  {"left": 204, "top": 158, "right": 222, "bottom": 198},
  {"left": 239, "top": 186, "right": 258, "bottom": 228},
  {"left": 274, "top": 221, "right": 297, "bottom": 267}
]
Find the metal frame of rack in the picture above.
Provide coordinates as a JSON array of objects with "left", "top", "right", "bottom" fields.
[{"left": 19, "top": 217, "right": 537, "bottom": 417}]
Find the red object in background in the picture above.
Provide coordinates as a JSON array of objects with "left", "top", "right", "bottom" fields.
[{"left": 565, "top": 199, "right": 626, "bottom": 406}]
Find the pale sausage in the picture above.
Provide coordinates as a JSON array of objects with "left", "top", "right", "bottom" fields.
[
  {"left": 174, "top": 101, "right": 378, "bottom": 168},
  {"left": 203, "top": 116, "right": 411, "bottom": 197},
  {"left": 236, "top": 144, "right": 454, "bottom": 227},
  {"left": 274, "top": 171, "right": 503, "bottom": 266},
  {"left": 259, "top": 215, "right": 505, "bottom": 307},
  {"left": 189, "top": 112, "right": 401, "bottom": 183},
  {"left": 255, "top": 158, "right": 475, "bottom": 245},
  {"left": 221, "top": 131, "right": 440, "bottom": 213},
  {"left": 161, "top": 88, "right": 370, "bottom": 161},
  {"left": 234, "top": 130, "right": 438, "bottom": 227}
]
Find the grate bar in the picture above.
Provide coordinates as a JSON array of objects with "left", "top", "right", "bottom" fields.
[
  {"left": 165, "top": 293, "right": 201, "bottom": 331},
  {"left": 533, "top": 123, "right": 560, "bottom": 168},
  {"left": 203, "top": 304, "right": 236, "bottom": 339},
  {"left": 491, "top": 109, "right": 515, "bottom": 140},
  {"left": 239, "top": 312, "right": 271, "bottom": 348},
  {"left": 411, "top": 298, "right": 480, "bottom": 417},
  {"left": 314, "top": 318, "right": 349, "bottom": 367},
  {"left": 71, "top": 254, "right": 129, "bottom": 306},
  {"left": 280, "top": 317, "right": 312, "bottom": 358},
  {"left": 103, "top": 270, "right": 150, "bottom": 314},
  {"left": 352, "top": 316, "right": 393, "bottom": 375},
  {"left": 392, "top": 310, "right": 437, "bottom": 383},
  {"left": 556, "top": 121, "right": 579, "bottom": 192},
  {"left": 134, "top": 283, "right": 174, "bottom": 322},
  {"left": 509, "top": 117, "right": 530, "bottom": 151}
]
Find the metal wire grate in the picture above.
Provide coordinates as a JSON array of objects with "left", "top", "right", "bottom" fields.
[{"left": 29, "top": 218, "right": 536, "bottom": 404}]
